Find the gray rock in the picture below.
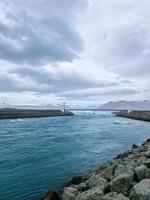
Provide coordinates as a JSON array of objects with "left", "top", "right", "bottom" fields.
[
  {"left": 132, "top": 144, "right": 138, "bottom": 154},
  {"left": 142, "top": 139, "right": 150, "bottom": 148},
  {"left": 145, "top": 167, "right": 150, "bottom": 179},
  {"left": 110, "top": 171, "right": 134, "bottom": 195},
  {"left": 90, "top": 165, "right": 107, "bottom": 175},
  {"left": 43, "top": 191, "right": 60, "bottom": 200},
  {"left": 86, "top": 174, "right": 107, "bottom": 189},
  {"left": 126, "top": 164, "right": 135, "bottom": 171},
  {"left": 67, "top": 176, "right": 83, "bottom": 186},
  {"left": 116, "top": 150, "right": 131, "bottom": 159},
  {"left": 137, "top": 146, "right": 144, "bottom": 153},
  {"left": 77, "top": 182, "right": 88, "bottom": 192},
  {"left": 75, "top": 186, "right": 103, "bottom": 200},
  {"left": 143, "top": 161, "right": 150, "bottom": 168},
  {"left": 130, "top": 179, "right": 150, "bottom": 200},
  {"left": 102, "top": 192, "right": 129, "bottom": 200},
  {"left": 63, "top": 187, "right": 78, "bottom": 200},
  {"left": 114, "top": 164, "right": 126, "bottom": 177},
  {"left": 132, "top": 144, "right": 138, "bottom": 148},
  {"left": 103, "top": 165, "right": 115, "bottom": 181},
  {"left": 135, "top": 165, "right": 147, "bottom": 181},
  {"left": 137, "top": 155, "right": 147, "bottom": 165},
  {"left": 144, "top": 151, "right": 150, "bottom": 158}
]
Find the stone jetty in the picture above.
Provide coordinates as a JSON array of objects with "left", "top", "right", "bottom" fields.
[
  {"left": 0, "top": 108, "right": 73, "bottom": 120},
  {"left": 44, "top": 138, "right": 150, "bottom": 200},
  {"left": 115, "top": 111, "right": 150, "bottom": 122}
]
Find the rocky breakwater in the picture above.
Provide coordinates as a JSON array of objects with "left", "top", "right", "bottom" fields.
[
  {"left": 0, "top": 108, "right": 74, "bottom": 120},
  {"left": 63, "top": 139, "right": 150, "bottom": 200},
  {"left": 115, "top": 111, "right": 150, "bottom": 122},
  {"left": 43, "top": 138, "right": 150, "bottom": 200}
]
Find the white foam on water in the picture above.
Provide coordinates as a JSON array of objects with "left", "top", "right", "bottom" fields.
[
  {"left": 17, "top": 119, "right": 24, "bottom": 122},
  {"left": 72, "top": 110, "right": 113, "bottom": 116},
  {"left": 9, "top": 120, "right": 17, "bottom": 123}
]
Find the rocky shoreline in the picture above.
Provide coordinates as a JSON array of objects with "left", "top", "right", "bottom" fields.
[
  {"left": 0, "top": 108, "right": 73, "bottom": 120},
  {"left": 43, "top": 138, "right": 150, "bottom": 200},
  {"left": 115, "top": 111, "right": 150, "bottom": 122}
]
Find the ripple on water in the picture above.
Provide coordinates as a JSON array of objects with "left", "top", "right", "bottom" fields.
[{"left": 0, "top": 112, "right": 150, "bottom": 200}]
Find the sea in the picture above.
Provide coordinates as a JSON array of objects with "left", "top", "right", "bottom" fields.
[{"left": 0, "top": 111, "right": 150, "bottom": 200}]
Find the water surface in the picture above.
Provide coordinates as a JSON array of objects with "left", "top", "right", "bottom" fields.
[{"left": 0, "top": 111, "right": 150, "bottom": 200}]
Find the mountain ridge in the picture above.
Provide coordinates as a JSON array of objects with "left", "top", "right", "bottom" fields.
[{"left": 99, "top": 100, "right": 150, "bottom": 110}]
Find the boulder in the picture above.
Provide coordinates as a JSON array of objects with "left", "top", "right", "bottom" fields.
[
  {"left": 75, "top": 186, "right": 103, "bottom": 200},
  {"left": 144, "top": 151, "right": 150, "bottom": 158},
  {"left": 135, "top": 155, "right": 146, "bottom": 165},
  {"left": 146, "top": 138, "right": 150, "bottom": 142},
  {"left": 135, "top": 165, "right": 147, "bottom": 181},
  {"left": 102, "top": 165, "right": 115, "bottom": 181},
  {"left": 102, "top": 192, "right": 129, "bottom": 200},
  {"left": 86, "top": 174, "right": 107, "bottom": 189},
  {"left": 110, "top": 171, "right": 134, "bottom": 195},
  {"left": 42, "top": 191, "right": 60, "bottom": 200},
  {"left": 132, "top": 144, "right": 138, "bottom": 148},
  {"left": 132, "top": 144, "right": 138, "bottom": 154},
  {"left": 145, "top": 167, "right": 150, "bottom": 178},
  {"left": 143, "top": 161, "right": 150, "bottom": 168},
  {"left": 143, "top": 140, "right": 150, "bottom": 151},
  {"left": 63, "top": 187, "right": 78, "bottom": 200},
  {"left": 142, "top": 138, "right": 150, "bottom": 147},
  {"left": 116, "top": 150, "right": 131, "bottom": 159},
  {"left": 126, "top": 164, "right": 135, "bottom": 172},
  {"left": 67, "top": 176, "right": 83, "bottom": 186},
  {"left": 77, "top": 182, "right": 89, "bottom": 192},
  {"left": 114, "top": 164, "right": 126, "bottom": 177},
  {"left": 130, "top": 179, "right": 150, "bottom": 200},
  {"left": 90, "top": 165, "right": 107, "bottom": 175},
  {"left": 137, "top": 146, "right": 144, "bottom": 153}
]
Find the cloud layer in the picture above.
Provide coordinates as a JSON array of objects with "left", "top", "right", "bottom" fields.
[
  {"left": 0, "top": 1, "right": 84, "bottom": 64},
  {"left": 0, "top": 0, "right": 150, "bottom": 105}
]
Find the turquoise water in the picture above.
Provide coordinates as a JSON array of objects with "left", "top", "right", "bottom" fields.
[{"left": 0, "top": 111, "right": 150, "bottom": 200}]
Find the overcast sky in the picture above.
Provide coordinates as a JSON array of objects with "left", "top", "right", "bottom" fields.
[{"left": 0, "top": 0, "right": 150, "bottom": 105}]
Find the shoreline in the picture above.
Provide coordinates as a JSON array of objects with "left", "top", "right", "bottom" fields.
[
  {"left": 115, "top": 110, "right": 150, "bottom": 122},
  {"left": 0, "top": 108, "right": 73, "bottom": 120},
  {"left": 42, "top": 138, "right": 150, "bottom": 200}
]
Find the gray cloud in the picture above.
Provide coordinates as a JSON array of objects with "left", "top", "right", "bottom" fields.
[
  {"left": 93, "top": 1, "right": 150, "bottom": 79},
  {"left": 0, "top": 1, "right": 84, "bottom": 65},
  {"left": 7, "top": 66, "right": 119, "bottom": 94},
  {"left": 0, "top": 76, "right": 19, "bottom": 92},
  {"left": 0, "top": 0, "right": 150, "bottom": 104},
  {"left": 8, "top": 0, "right": 87, "bottom": 20},
  {"left": 0, "top": 73, "right": 41, "bottom": 93},
  {"left": 57, "top": 88, "right": 140, "bottom": 101}
]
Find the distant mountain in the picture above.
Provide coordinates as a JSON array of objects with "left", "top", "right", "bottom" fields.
[{"left": 99, "top": 100, "right": 150, "bottom": 110}]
